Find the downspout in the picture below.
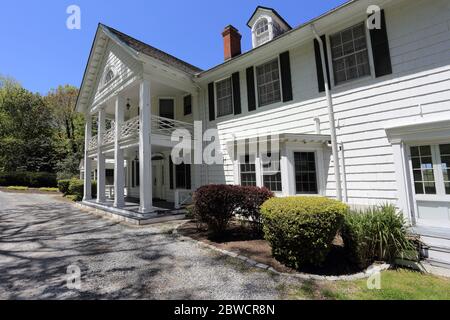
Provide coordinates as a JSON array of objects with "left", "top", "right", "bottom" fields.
[{"left": 311, "top": 24, "right": 343, "bottom": 201}]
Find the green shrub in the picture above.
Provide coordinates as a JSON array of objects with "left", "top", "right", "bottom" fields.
[
  {"left": 261, "top": 196, "right": 348, "bottom": 269},
  {"left": 0, "top": 172, "right": 57, "bottom": 188},
  {"left": 6, "top": 186, "right": 29, "bottom": 191},
  {"left": 185, "top": 204, "right": 195, "bottom": 219},
  {"left": 65, "top": 195, "right": 78, "bottom": 202},
  {"left": 57, "top": 179, "right": 71, "bottom": 195},
  {"left": 67, "top": 179, "right": 97, "bottom": 201},
  {"left": 341, "top": 204, "right": 414, "bottom": 269}
]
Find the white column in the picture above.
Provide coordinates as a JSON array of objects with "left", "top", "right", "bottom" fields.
[
  {"left": 97, "top": 108, "right": 106, "bottom": 203},
  {"left": 139, "top": 79, "right": 153, "bottom": 213},
  {"left": 83, "top": 115, "right": 92, "bottom": 200},
  {"left": 114, "top": 95, "right": 125, "bottom": 208}
]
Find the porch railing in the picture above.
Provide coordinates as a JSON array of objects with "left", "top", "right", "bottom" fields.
[
  {"left": 174, "top": 189, "right": 193, "bottom": 209},
  {"left": 87, "top": 115, "right": 194, "bottom": 152}
]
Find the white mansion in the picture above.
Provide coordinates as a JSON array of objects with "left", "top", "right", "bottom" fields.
[{"left": 76, "top": 0, "right": 450, "bottom": 266}]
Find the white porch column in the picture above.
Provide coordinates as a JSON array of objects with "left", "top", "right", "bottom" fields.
[
  {"left": 97, "top": 107, "right": 106, "bottom": 203},
  {"left": 114, "top": 95, "right": 125, "bottom": 208},
  {"left": 139, "top": 79, "right": 153, "bottom": 213},
  {"left": 83, "top": 114, "right": 92, "bottom": 200}
]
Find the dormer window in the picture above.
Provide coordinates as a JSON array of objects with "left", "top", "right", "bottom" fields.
[
  {"left": 248, "top": 6, "right": 292, "bottom": 49},
  {"left": 254, "top": 18, "right": 270, "bottom": 46}
]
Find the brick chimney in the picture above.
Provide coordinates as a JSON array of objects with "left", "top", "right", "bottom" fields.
[{"left": 222, "top": 25, "right": 242, "bottom": 60}]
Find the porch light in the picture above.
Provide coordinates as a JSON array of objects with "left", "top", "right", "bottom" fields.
[{"left": 126, "top": 98, "right": 131, "bottom": 111}]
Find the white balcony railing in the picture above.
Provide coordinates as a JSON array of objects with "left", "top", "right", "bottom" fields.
[{"left": 87, "top": 115, "right": 194, "bottom": 151}]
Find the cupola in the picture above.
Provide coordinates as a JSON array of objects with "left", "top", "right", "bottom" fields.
[{"left": 247, "top": 6, "right": 291, "bottom": 48}]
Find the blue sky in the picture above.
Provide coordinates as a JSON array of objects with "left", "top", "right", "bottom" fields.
[{"left": 0, "top": 0, "right": 347, "bottom": 94}]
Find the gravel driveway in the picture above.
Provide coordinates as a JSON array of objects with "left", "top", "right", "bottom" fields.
[{"left": 0, "top": 191, "right": 297, "bottom": 299}]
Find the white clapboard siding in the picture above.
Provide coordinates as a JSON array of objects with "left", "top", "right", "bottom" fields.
[{"left": 200, "top": 0, "right": 450, "bottom": 206}]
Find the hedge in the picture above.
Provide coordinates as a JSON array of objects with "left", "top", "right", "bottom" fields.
[
  {"left": 64, "top": 179, "right": 97, "bottom": 201},
  {"left": 0, "top": 172, "right": 57, "bottom": 188},
  {"left": 261, "top": 196, "right": 348, "bottom": 269},
  {"left": 341, "top": 204, "right": 415, "bottom": 269}
]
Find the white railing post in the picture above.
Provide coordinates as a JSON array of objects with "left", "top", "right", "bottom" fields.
[
  {"left": 97, "top": 107, "right": 106, "bottom": 203},
  {"left": 114, "top": 94, "right": 125, "bottom": 208},
  {"left": 174, "top": 190, "right": 180, "bottom": 209},
  {"left": 83, "top": 114, "right": 92, "bottom": 200}
]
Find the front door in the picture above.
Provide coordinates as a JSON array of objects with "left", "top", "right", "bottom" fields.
[
  {"left": 408, "top": 143, "right": 450, "bottom": 228},
  {"left": 152, "top": 160, "right": 165, "bottom": 200}
]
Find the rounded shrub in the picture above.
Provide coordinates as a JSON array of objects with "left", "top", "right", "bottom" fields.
[
  {"left": 261, "top": 196, "right": 348, "bottom": 269},
  {"left": 193, "top": 185, "right": 241, "bottom": 235}
]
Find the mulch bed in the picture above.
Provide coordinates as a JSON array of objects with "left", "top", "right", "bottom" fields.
[{"left": 178, "top": 219, "right": 363, "bottom": 276}]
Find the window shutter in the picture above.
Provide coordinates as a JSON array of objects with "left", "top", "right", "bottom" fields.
[
  {"left": 369, "top": 9, "right": 392, "bottom": 77},
  {"left": 232, "top": 72, "right": 242, "bottom": 115},
  {"left": 183, "top": 95, "right": 192, "bottom": 116},
  {"left": 279, "top": 51, "right": 293, "bottom": 102},
  {"left": 246, "top": 67, "right": 256, "bottom": 112},
  {"left": 208, "top": 82, "right": 215, "bottom": 121},
  {"left": 186, "top": 164, "right": 191, "bottom": 190},
  {"left": 169, "top": 156, "right": 174, "bottom": 190},
  {"left": 314, "top": 35, "right": 331, "bottom": 92}
]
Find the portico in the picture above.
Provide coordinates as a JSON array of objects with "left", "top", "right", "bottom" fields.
[{"left": 76, "top": 24, "right": 202, "bottom": 216}]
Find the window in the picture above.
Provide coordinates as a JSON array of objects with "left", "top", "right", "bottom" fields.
[
  {"left": 215, "top": 78, "right": 233, "bottom": 117},
  {"left": 262, "top": 153, "right": 282, "bottom": 192},
  {"left": 330, "top": 22, "right": 371, "bottom": 85},
  {"left": 411, "top": 146, "right": 436, "bottom": 195},
  {"left": 175, "top": 163, "right": 191, "bottom": 190},
  {"left": 255, "top": 18, "right": 270, "bottom": 46},
  {"left": 440, "top": 144, "right": 450, "bottom": 194},
  {"left": 183, "top": 95, "right": 192, "bottom": 116},
  {"left": 104, "top": 69, "right": 114, "bottom": 85},
  {"left": 240, "top": 155, "right": 257, "bottom": 187},
  {"left": 294, "top": 152, "right": 318, "bottom": 194},
  {"left": 256, "top": 59, "right": 281, "bottom": 107}
]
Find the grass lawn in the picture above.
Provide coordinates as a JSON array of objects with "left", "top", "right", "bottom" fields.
[{"left": 290, "top": 269, "right": 450, "bottom": 300}]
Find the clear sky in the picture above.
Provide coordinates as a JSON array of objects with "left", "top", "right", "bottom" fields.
[{"left": 0, "top": 0, "right": 347, "bottom": 95}]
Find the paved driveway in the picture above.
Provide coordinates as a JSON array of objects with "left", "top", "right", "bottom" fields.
[{"left": 0, "top": 191, "right": 295, "bottom": 299}]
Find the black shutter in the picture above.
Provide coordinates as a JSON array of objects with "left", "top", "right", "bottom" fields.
[
  {"left": 208, "top": 82, "right": 215, "bottom": 121},
  {"left": 186, "top": 164, "right": 191, "bottom": 190},
  {"left": 369, "top": 9, "right": 392, "bottom": 77},
  {"left": 314, "top": 35, "right": 331, "bottom": 92},
  {"left": 183, "top": 94, "right": 192, "bottom": 116},
  {"left": 279, "top": 51, "right": 293, "bottom": 102},
  {"left": 169, "top": 156, "right": 174, "bottom": 190},
  {"left": 246, "top": 67, "right": 256, "bottom": 112},
  {"left": 232, "top": 72, "right": 242, "bottom": 115}
]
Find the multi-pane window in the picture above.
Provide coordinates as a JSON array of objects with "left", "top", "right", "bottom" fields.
[
  {"left": 215, "top": 78, "right": 233, "bottom": 117},
  {"left": 330, "top": 22, "right": 371, "bottom": 85},
  {"left": 256, "top": 59, "right": 281, "bottom": 107},
  {"left": 294, "top": 152, "right": 318, "bottom": 194},
  {"left": 240, "top": 155, "right": 257, "bottom": 187},
  {"left": 255, "top": 19, "right": 270, "bottom": 46},
  {"left": 262, "top": 153, "right": 282, "bottom": 192},
  {"left": 411, "top": 146, "right": 436, "bottom": 195},
  {"left": 440, "top": 144, "right": 450, "bottom": 194}
]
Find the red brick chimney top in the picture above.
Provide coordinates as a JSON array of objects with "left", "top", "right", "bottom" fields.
[{"left": 222, "top": 25, "right": 242, "bottom": 61}]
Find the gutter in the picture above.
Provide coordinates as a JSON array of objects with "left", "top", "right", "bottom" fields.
[{"left": 311, "top": 24, "right": 343, "bottom": 202}]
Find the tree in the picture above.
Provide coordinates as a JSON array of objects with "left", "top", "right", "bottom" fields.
[
  {"left": 44, "top": 85, "right": 84, "bottom": 179},
  {"left": 0, "top": 79, "right": 56, "bottom": 172}
]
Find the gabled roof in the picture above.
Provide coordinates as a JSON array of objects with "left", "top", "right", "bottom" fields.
[
  {"left": 246, "top": 6, "right": 292, "bottom": 29},
  {"left": 101, "top": 24, "right": 203, "bottom": 75}
]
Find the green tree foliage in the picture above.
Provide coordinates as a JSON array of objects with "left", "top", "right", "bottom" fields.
[
  {"left": 0, "top": 77, "right": 84, "bottom": 179},
  {"left": 0, "top": 77, "right": 56, "bottom": 172}
]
